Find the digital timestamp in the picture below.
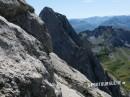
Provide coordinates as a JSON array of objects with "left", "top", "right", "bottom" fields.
[{"left": 87, "top": 81, "right": 126, "bottom": 88}]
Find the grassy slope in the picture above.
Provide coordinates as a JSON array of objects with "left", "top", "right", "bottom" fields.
[{"left": 97, "top": 47, "right": 130, "bottom": 91}]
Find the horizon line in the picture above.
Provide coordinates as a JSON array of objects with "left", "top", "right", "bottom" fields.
[{"left": 68, "top": 14, "right": 130, "bottom": 19}]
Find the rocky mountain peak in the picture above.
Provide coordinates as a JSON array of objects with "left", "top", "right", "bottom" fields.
[
  {"left": 0, "top": 0, "right": 127, "bottom": 97},
  {"left": 41, "top": 7, "right": 55, "bottom": 14},
  {"left": 40, "top": 7, "right": 125, "bottom": 97},
  {"left": 80, "top": 26, "right": 130, "bottom": 47},
  {"left": 40, "top": 7, "right": 82, "bottom": 47}
]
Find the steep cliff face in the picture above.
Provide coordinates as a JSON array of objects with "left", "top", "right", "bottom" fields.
[
  {"left": 0, "top": 0, "right": 125, "bottom": 97},
  {"left": 0, "top": 1, "right": 60, "bottom": 97},
  {"left": 9, "top": 12, "right": 52, "bottom": 53},
  {"left": 50, "top": 53, "right": 112, "bottom": 97},
  {"left": 39, "top": 7, "right": 104, "bottom": 81},
  {"left": 0, "top": 0, "right": 52, "bottom": 53},
  {"left": 0, "top": 16, "right": 62, "bottom": 97},
  {"left": 40, "top": 7, "right": 125, "bottom": 97},
  {"left": 0, "top": 1, "right": 111, "bottom": 97}
]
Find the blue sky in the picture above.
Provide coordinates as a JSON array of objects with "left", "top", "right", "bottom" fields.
[{"left": 27, "top": 0, "right": 130, "bottom": 19}]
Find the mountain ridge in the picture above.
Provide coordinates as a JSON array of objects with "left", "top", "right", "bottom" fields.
[
  {"left": 0, "top": 0, "right": 127, "bottom": 97},
  {"left": 40, "top": 7, "right": 125, "bottom": 97},
  {"left": 79, "top": 26, "right": 130, "bottom": 94},
  {"left": 70, "top": 15, "right": 130, "bottom": 33}
]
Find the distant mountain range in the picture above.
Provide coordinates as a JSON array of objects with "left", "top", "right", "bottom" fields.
[
  {"left": 79, "top": 26, "right": 130, "bottom": 50},
  {"left": 69, "top": 15, "right": 130, "bottom": 33},
  {"left": 79, "top": 26, "right": 130, "bottom": 92}
]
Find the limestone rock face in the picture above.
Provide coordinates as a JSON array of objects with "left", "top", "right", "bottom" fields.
[
  {"left": 50, "top": 53, "right": 112, "bottom": 97},
  {"left": 0, "top": 0, "right": 34, "bottom": 18},
  {"left": 40, "top": 7, "right": 124, "bottom": 97},
  {"left": 40, "top": 7, "right": 99, "bottom": 81},
  {"left": 0, "top": 16, "right": 61, "bottom": 97},
  {"left": 0, "top": 0, "right": 125, "bottom": 97},
  {"left": 0, "top": 0, "right": 52, "bottom": 53},
  {"left": 0, "top": 15, "right": 111, "bottom": 97},
  {"left": 10, "top": 12, "right": 52, "bottom": 53}
]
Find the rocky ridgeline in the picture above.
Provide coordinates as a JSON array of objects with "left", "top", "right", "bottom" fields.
[
  {"left": 0, "top": 0, "right": 125, "bottom": 97},
  {"left": 79, "top": 26, "right": 130, "bottom": 48},
  {"left": 40, "top": 7, "right": 126, "bottom": 97}
]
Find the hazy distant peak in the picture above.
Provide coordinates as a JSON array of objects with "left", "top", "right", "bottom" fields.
[{"left": 70, "top": 15, "right": 130, "bottom": 33}]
